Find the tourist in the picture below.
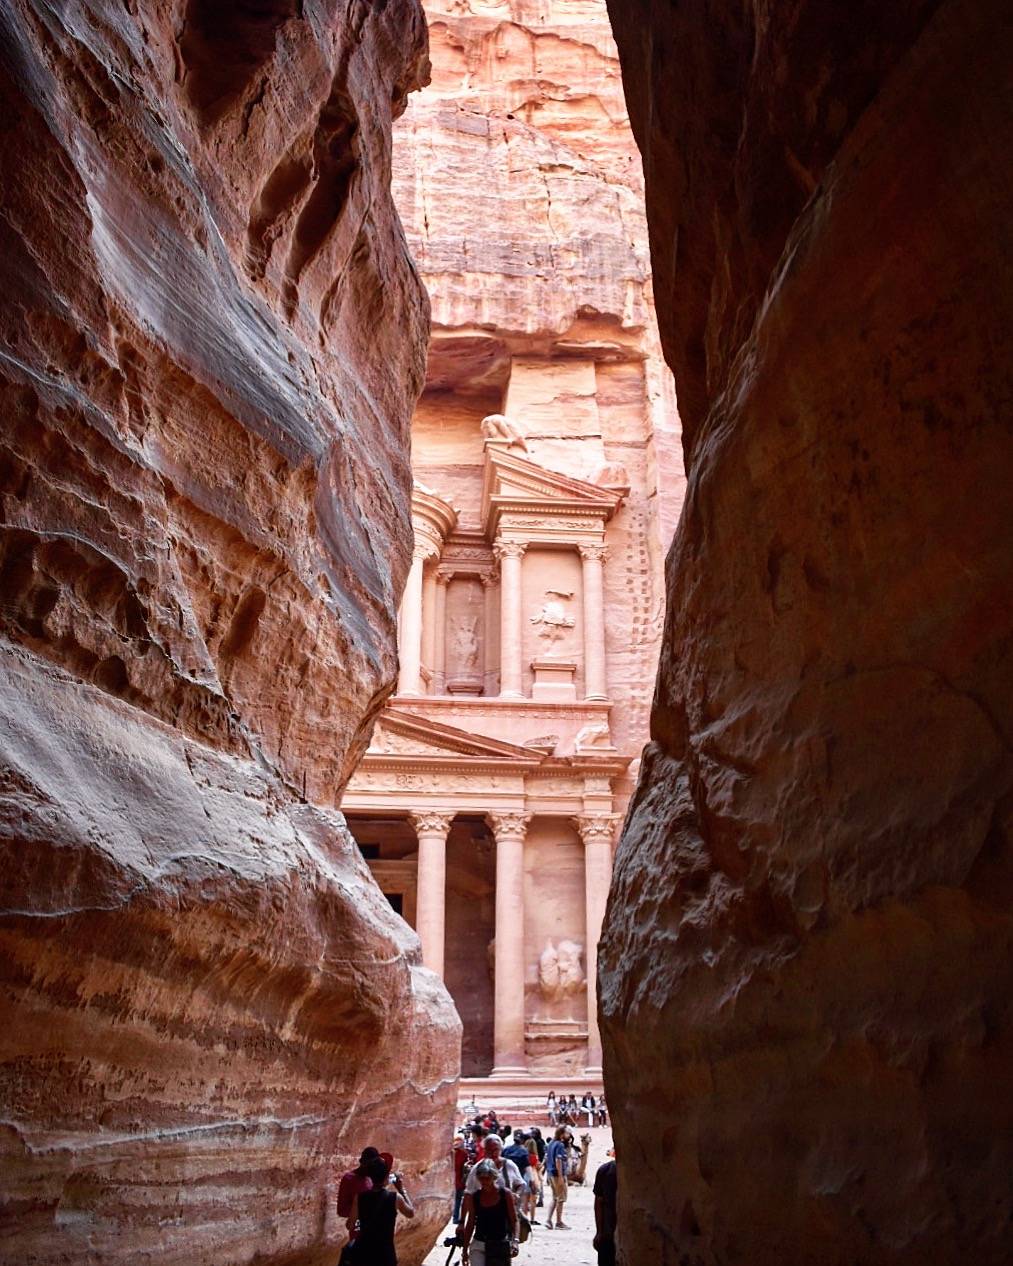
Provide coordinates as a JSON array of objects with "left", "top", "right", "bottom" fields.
[
  {"left": 338, "top": 1146, "right": 380, "bottom": 1219},
  {"left": 459, "top": 1159, "right": 520, "bottom": 1265},
  {"left": 567, "top": 1093, "right": 579, "bottom": 1122},
  {"left": 543, "top": 1125, "right": 570, "bottom": 1230},
  {"left": 501, "top": 1131, "right": 530, "bottom": 1181},
  {"left": 523, "top": 1134, "right": 541, "bottom": 1221},
  {"left": 592, "top": 1152, "right": 618, "bottom": 1266},
  {"left": 581, "top": 1089, "right": 596, "bottom": 1127},
  {"left": 464, "top": 1134, "right": 524, "bottom": 1198},
  {"left": 344, "top": 1155, "right": 415, "bottom": 1265},
  {"left": 468, "top": 1124, "right": 487, "bottom": 1162},
  {"left": 528, "top": 1126, "right": 546, "bottom": 1165},
  {"left": 546, "top": 1089, "right": 557, "bottom": 1124},
  {"left": 453, "top": 1133, "right": 469, "bottom": 1224},
  {"left": 596, "top": 1094, "right": 608, "bottom": 1127}
]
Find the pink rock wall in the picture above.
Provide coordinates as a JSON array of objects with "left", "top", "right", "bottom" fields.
[
  {"left": 0, "top": 2, "right": 458, "bottom": 1262},
  {"left": 600, "top": 0, "right": 1013, "bottom": 1262}
]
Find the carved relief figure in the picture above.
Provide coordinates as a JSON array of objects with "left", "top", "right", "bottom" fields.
[
  {"left": 481, "top": 412, "right": 528, "bottom": 451},
  {"left": 530, "top": 593, "right": 576, "bottom": 644},
  {"left": 574, "top": 721, "right": 613, "bottom": 750},
  {"left": 538, "top": 938, "right": 586, "bottom": 999},
  {"left": 451, "top": 614, "right": 480, "bottom": 670}
]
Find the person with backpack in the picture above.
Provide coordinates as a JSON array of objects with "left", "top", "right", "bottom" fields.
[
  {"left": 460, "top": 1159, "right": 520, "bottom": 1265},
  {"left": 543, "top": 1125, "right": 570, "bottom": 1230}
]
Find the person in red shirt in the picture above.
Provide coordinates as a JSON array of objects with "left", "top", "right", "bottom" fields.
[
  {"left": 453, "top": 1134, "right": 469, "bottom": 1224},
  {"left": 338, "top": 1146, "right": 380, "bottom": 1220}
]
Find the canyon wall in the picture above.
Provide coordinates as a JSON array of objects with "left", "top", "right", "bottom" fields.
[
  {"left": 600, "top": 0, "right": 1013, "bottom": 1262},
  {"left": 0, "top": 3, "right": 458, "bottom": 1264}
]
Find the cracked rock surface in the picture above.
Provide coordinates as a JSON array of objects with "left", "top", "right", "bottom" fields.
[
  {"left": 600, "top": 0, "right": 1013, "bottom": 1262},
  {"left": 0, "top": 2, "right": 458, "bottom": 1263}
]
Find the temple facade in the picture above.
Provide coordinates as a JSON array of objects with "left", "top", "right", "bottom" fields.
[{"left": 342, "top": 0, "right": 685, "bottom": 1087}]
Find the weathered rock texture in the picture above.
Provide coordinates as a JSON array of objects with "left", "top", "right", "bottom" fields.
[
  {"left": 600, "top": 0, "right": 1013, "bottom": 1262},
  {"left": 0, "top": 3, "right": 458, "bottom": 1263}
]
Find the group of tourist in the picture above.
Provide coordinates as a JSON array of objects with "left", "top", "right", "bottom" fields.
[
  {"left": 448, "top": 1108, "right": 617, "bottom": 1265},
  {"left": 545, "top": 1089, "right": 607, "bottom": 1127},
  {"left": 336, "top": 1108, "right": 618, "bottom": 1266}
]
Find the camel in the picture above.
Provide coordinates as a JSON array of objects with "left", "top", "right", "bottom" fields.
[{"left": 570, "top": 1133, "right": 593, "bottom": 1185}]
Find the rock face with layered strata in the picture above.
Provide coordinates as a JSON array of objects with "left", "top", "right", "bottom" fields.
[
  {"left": 0, "top": 3, "right": 458, "bottom": 1263},
  {"left": 600, "top": 0, "right": 1013, "bottom": 1262}
]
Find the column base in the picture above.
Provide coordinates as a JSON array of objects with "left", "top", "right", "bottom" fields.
[
  {"left": 489, "top": 1065, "right": 530, "bottom": 1079},
  {"left": 583, "top": 692, "right": 609, "bottom": 702},
  {"left": 583, "top": 1064, "right": 603, "bottom": 1077},
  {"left": 498, "top": 690, "right": 525, "bottom": 700}
]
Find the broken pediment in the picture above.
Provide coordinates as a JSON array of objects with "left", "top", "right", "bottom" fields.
[
  {"left": 365, "top": 709, "right": 542, "bottom": 764},
  {"left": 481, "top": 445, "right": 622, "bottom": 539}
]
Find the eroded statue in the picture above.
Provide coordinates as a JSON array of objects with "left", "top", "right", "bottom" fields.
[
  {"left": 538, "top": 938, "right": 586, "bottom": 999},
  {"left": 481, "top": 412, "right": 528, "bottom": 451},
  {"left": 530, "top": 596, "right": 575, "bottom": 644},
  {"left": 574, "top": 721, "right": 613, "bottom": 750}
]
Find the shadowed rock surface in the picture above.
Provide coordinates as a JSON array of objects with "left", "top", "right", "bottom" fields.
[
  {"left": 0, "top": 2, "right": 459, "bottom": 1263},
  {"left": 600, "top": 0, "right": 1013, "bottom": 1262}
]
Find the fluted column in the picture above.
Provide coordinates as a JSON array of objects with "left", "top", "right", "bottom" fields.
[
  {"left": 489, "top": 811, "right": 531, "bottom": 1075},
  {"left": 574, "top": 814, "right": 618, "bottom": 1075},
  {"left": 410, "top": 811, "right": 454, "bottom": 977},
  {"left": 494, "top": 541, "right": 526, "bottom": 699},
  {"left": 398, "top": 544, "right": 428, "bottom": 695},
  {"left": 433, "top": 573, "right": 450, "bottom": 694},
  {"left": 579, "top": 543, "right": 608, "bottom": 701}
]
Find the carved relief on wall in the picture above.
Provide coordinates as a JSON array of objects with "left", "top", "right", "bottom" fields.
[
  {"left": 451, "top": 614, "right": 480, "bottom": 670},
  {"left": 538, "top": 938, "right": 586, "bottom": 1000},
  {"left": 574, "top": 721, "right": 614, "bottom": 750},
  {"left": 529, "top": 592, "right": 576, "bottom": 646}
]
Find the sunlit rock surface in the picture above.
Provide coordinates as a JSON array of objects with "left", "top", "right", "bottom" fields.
[
  {"left": 600, "top": 0, "right": 1013, "bottom": 1261},
  {"left": 0, "top": 2, "right": 458, "bottom": 1262}
]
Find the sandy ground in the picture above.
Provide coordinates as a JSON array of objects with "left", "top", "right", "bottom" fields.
[{"left": 422, "top": 1127, "right": 613, "bottom": 1266}]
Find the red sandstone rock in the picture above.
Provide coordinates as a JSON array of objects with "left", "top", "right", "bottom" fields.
[
  {"left": 600, "top": 0, "right": 1013, "bottom": 1261},
  {"left": 0, "top": 2, "right": 458, "bottom": 1262}
]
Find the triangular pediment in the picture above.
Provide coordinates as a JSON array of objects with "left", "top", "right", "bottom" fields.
[
  {"left": 364, "top": 708, "right": 541, "bottom": 763},
  {"left": 481, "top": 446, "right": 622, "bottom": 523}
]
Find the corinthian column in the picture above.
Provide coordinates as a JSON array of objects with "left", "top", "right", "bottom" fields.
[
  {"left": 488, "top": 811, "right": 531, "bottom": 1076},
  {"left": 494, "top": 541, "right": 526, "bottom": 698},
  {"left": 579, "top": 543, "right": 608, "bottom": 701},
  {"left": 398, "top": 544, "right": 428, "bottom": 696},
  {"left": 410, "top": 811, "right": 454, "bottom": 977},
  {"left": 574, "top": 814, "right": 619, "bottom": 1075}
]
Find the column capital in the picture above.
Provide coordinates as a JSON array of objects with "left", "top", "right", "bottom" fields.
[
  {"left": 578, "top": 542, "right": 609, "bottom": 564},
  {"left": 410, "top": 810, "right": 455, "bottom": 836},
  {"left": 434, "top": 570, "right": 452, "bottom": 587},
  {"left": 412, "top": 541, "right": 436, "bottom": 564},
  {"left": 572, "top": 814, "right": 620, "bottom": 846},
  {"left": 487, "top": 811, "right": 531, "bottom": 842},
  {"left": 493, "top": 539, "right": 527, "bottom": 562},
  {"left": 479, "top": 571, "right": 498, "bottom": 588}
]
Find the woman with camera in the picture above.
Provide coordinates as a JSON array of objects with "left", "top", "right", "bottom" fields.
[
  {"left": 344, "top": 1155, "right": 415, "bottom": 1265},
  {"left": 459, "top": 1159, "right": 520, "bottom": 1265}
]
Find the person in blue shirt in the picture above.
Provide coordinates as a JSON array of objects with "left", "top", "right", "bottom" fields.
[{"left": 543, "top": 1126, "right": 571, "bottom": 1230}]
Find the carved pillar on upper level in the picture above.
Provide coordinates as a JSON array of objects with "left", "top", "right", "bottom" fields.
[
  {"left": 494, "top": 540, "right": 527, "bottom": 699},
  {"left": 579, "top": 542, "right": 609, "bottom": 701}
]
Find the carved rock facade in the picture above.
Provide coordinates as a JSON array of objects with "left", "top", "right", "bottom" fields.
[
  {"left": 0, "top": 4, "right": 458, "bottom": 1264},
  {"left": 600, "top": 0, "right": 1013, "bottom": 1262}
]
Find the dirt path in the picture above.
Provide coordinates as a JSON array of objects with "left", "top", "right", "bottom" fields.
[{"left": 422, "top": 1127, "right": 613, "bottom": 1266}]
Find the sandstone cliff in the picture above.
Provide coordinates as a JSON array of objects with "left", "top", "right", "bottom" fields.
[
  {"left": 600, "top": 0, "right": 1013, "bottom": 1262},
  {"left": 0, "top": 3, "right": 458, "bottom": 1263}
]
